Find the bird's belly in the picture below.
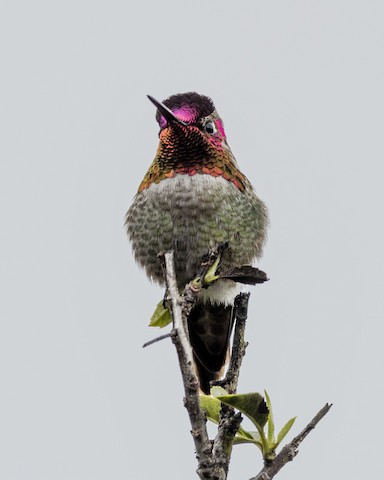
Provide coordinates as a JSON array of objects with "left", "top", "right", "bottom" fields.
[{"left": 126, "top": 174, "right": 267, "bottom": 288}]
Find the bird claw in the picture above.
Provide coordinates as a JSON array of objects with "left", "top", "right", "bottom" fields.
[{"left": 203, "top": 252, "right": 221, "bottom": 285}]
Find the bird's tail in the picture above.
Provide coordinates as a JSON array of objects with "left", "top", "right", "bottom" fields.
[{"left": 187, "top": 301, "right": 234, "bottom": 394}]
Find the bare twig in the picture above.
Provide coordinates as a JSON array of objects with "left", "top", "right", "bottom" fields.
[
  {"left": 162, "top": 252, "right": 215, "bottom": 479},
  {"left": 214, "top": 292, "right": 250, "bottom": 394},
  {"left": 142, "top": 331, "right": 175, "bottom": 348},
  {"left": 250, "top": 403, "right": 332, "bottom": 480},
  {"left": 211, "top": 292, "right": 251, "bottom": 476}
]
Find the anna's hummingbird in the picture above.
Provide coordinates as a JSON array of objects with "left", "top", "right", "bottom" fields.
[{"left": 126, "top": 92, "right": 268, "bottom": 393}]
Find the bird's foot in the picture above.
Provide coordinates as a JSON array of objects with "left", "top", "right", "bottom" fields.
[{"left": 203, "top": 252, "right": 221, "bottom": 285}]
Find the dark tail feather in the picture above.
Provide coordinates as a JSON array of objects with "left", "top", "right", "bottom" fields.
[
  {"left": 188, "top": 302, "right": 234, "bottom": 394},
  {"left": 192, "top": 352, "right": 222, "bottom": 395}
]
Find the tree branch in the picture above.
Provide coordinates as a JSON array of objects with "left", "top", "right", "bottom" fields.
[
  {"left": 210, "top": 292, "right": 251, "bottom": 476},
  {"left": 162, "top": 251, "right": 214, "bottom": 478},
  {"left": 159, "top": 250, "right": 331, "bottom": 480},
  {"left": 214, "top": 292, "right": 250, "bottom": 394},
  {"left": 162, "top": 249, "right": 250, "bottom": 480},
  {"left": 250, "top": 403, "right": 332, "bottom": 480},
  {"left": 142, "top": 331, "right": 175, "bottom": 348}
]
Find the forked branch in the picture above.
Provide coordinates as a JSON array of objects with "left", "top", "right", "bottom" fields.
[
  {"left": 250, "top": 403, "right": 332, "bottom": 480},
  {"left": 161, "top": 250, "right": 250, "bottom": 479},
  {"left": 158, "top": 250, "right": 331, "bottom": 480}
]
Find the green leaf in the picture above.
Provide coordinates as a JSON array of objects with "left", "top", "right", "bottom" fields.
[
  {"left": 233, "top": 431, "right": 254, "bottom": 443},
  {"left": 276, "top": 417, "right": 297, "bottom": 447},
  {"left": 201, "top": 389, "right": 266, "bottom": 453},
  {"left": 217, "top": 392, "right": 270, "bottom": 456},
  {"left": 217, "top": 392, "right": 269, "bottom": 429},
  {"left": 199, "top": 395, "right": 222, "bottom": 424},
  {"left": 264, "top": 390, "right": 275, "bottom": 446},
  {"left": 233, "top": 430, "right": 263, "bottom": 449},
  {"left": 247, "top": 430, "right": 262, "bottom": 441},
  {"left": 238, "top": 429, "right": 261, "bottom": 441},
  {"left": 148, "top": 301, "right": 172, "bottom": 328},
  {"left": 210, "top": 386, "right": 228, "bottom": 397},
  {"left": 235, "top": 426, "right": 257, "bottom": 440}
]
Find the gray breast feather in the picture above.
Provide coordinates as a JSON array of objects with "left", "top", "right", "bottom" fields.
[{"left": 126, "top": 174, "right": 268, "bottom": 288}]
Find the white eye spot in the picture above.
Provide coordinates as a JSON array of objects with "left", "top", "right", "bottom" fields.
[{"left": 204, "top": 120, "right": 216, "bottom": 135}]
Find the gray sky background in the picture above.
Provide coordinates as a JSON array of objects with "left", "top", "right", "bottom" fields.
[{"left": 1, "top": 1, "right": 383, "bottom": 479}]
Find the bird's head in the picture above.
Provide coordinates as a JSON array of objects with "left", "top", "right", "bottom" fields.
[{"left": 138, "top": 92, "right": 246, "bottom": 192}]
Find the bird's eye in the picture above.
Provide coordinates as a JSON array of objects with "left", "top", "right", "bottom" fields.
[{"left": 204, "top": 120, "right": 216, "bottom": 135}]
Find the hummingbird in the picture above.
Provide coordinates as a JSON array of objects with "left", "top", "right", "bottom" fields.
[{"left": 126, "top": 92, "right": 268, "bottom": 394}]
